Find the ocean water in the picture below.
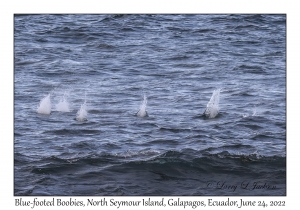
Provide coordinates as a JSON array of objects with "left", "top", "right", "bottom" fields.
[{"left": 14, "top": 14, "right": 286, "bottom": 196}]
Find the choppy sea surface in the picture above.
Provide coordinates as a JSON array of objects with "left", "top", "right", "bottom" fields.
[{"left": 14, "top": 14, "right": 286, "bottom": 196}]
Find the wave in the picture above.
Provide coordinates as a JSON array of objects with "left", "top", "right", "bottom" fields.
[
  {"left": 43, "top": 129, "right": 101, "bottom": 135},
  {"left": 15, "top": 148, "right": 285, "bottom": 195},
  {"left": 15, "top": 59, "right": 42, "bottom": 66},
  {"left": 27, "top": 149, "right": 285, "bottom": 176},
  {"left": 233, "top": 64, "right": 266, "bottom": 74},
  {"left": 159, "top": 127, "right": 191, "bottom": 133}
]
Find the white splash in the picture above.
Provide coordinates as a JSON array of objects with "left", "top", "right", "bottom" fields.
[
  {"left": 55, "top": 96, "right": 70, "bottom": 112},
  {"left": 76, "top": 101, "right": 87, "bottom": 121},
  {"left": 242, "top": 113, "right": 249, "bottom": 118},
  {"left": 37, "top": 94, "right": 51, "bottom": 115},
  {"left": 203, "top": 89, "right": 221, "bottom": 118},
  {"left": 252, "top": 106, "right": 257, "bottom": 116},
  {"left": 137, "top": 94, "right": 148, "bottom": 117},
  {"left": 243, "top": 106, "right": 258, "bottom": 118}
]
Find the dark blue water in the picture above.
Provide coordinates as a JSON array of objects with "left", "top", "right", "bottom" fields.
[{"left": 14, "top": 14, "right": 286, "bottom": 196}]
